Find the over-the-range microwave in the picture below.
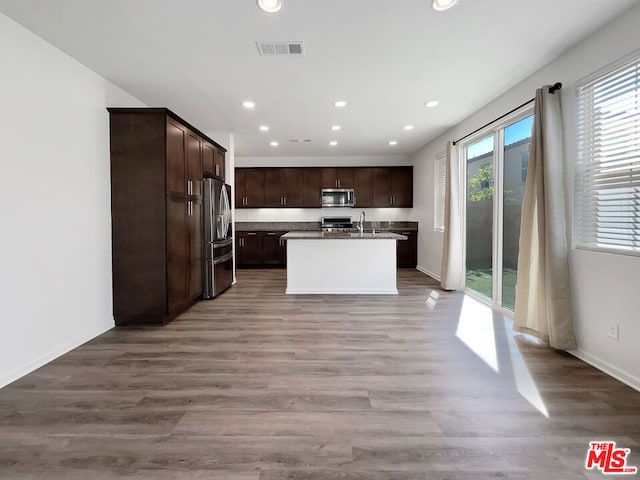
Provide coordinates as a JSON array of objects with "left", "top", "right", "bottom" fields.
[{"left": 321, "top": 188, "right": 355, "bottom": 208}]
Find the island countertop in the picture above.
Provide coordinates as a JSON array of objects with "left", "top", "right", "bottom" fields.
[{"left": 281, "top": 231, "right": 407, "bottom": 240}]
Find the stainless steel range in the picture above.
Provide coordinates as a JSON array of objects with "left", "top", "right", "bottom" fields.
[{"left": 321, "top": 216, "right": 354, "bottom": 232}]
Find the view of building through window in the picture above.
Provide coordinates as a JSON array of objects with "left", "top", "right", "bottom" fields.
[{"left": 465, "top": 114, "right": 534, "bottom": 310}]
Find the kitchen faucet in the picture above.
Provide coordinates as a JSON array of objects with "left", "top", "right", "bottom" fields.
[{"left": 359, "top": 211, "right": 366, "bottom": 234}]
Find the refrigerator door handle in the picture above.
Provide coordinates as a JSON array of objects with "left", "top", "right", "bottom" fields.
[{"left": 213, "top": 252, "right": 233, "bottom": 265}]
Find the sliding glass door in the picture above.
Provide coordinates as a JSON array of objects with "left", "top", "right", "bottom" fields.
[
  {"left": 465, "top": 136, "right": 494, "bottom": 299},
  {"left": 463, "top": 111, "right": 533, "bottom": 311}
]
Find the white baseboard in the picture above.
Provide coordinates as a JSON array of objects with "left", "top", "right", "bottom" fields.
[
  {"left": 570, "top": 348, "right": 640, "bottom": 393},
  {"left": 416, "top": 265, "right": 441, "bottom": 281},
  {"left": 286, "top": 288, "right": 398, "bottom": 295},
  {"left": 0, "top": 321, "right": 114, "bottom": 389}
]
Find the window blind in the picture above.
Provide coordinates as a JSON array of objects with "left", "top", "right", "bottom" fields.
[
  {"left": 435, "top": 153, "right": 446, "bottom": 231},
  {"left": 575, "top": 52, "right": 640, "bottom": 255}
]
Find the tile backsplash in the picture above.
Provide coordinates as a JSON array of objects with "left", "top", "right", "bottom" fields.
[{"left": 234, "top": 208, "right": 416, "bottom": 223}]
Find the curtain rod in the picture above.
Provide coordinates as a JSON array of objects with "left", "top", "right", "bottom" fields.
[{"left": 452, "top": 82, "right": 562, "bottom": 146}]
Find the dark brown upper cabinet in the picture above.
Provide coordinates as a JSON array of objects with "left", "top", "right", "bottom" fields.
[
  {"left": 263, "top": 168, "right": 304, "bottom": 207},
  {"left": 202, "top": 141, "right": 225, "bottom": 181},
  {"left": 214, "top": 148, "right": 225, "bottom": 180},
  {"left": 186, "top": 131, "right": 203, "bottom": 198},
  {"left": 354, "top": 168, "right": 373, "bottom": 208},
  {"left": 372, "top": 167, "right": 413, "bottom": 208},
  {"left": 321, "top": 167, "right": 354, "bottom": 189},
  {"left": 301, "top": 168, "right": 322, "bottom": 207},
  {"left": 236, "top": 168, "right": 265, "bottom": 207},
  {"left": 235, "top": 166, "right": 411, "bottom": 208}
]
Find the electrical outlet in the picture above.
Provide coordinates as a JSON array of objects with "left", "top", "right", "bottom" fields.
[{"left": 607, "top": 324, "right": 619, "bottom": 340}]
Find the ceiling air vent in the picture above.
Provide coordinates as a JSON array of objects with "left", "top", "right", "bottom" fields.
[
  {"left": 256, "top": 41, "right": 305, "bottom": 56},
  {"left": 289, "top": 138, "right": 312, "bottom": 143}
]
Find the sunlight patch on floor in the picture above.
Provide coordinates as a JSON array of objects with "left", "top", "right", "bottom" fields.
[
  {"left": 455, "top": 295, "right": 499, "bottom": 372},
  {"left": 426, "top": 290, "right": 439, "bottom": 310},
  {"left": 506, "top": 326, "right": 549, "bottom": 418}
]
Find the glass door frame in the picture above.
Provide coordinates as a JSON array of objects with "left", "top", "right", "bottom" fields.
[{"left": 459, "top": 104, "right": 534, "bottom": 317}]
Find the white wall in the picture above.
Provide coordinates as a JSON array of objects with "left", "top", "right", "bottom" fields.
[
  {"left": 235, "top": 155, "right": 416, "bottom": 223},
  {"left": 0, "top": 13, "right": 145, "bottom": 387},
  {"left": 411, "top": 3, "right": 640, "bottom": 389}
]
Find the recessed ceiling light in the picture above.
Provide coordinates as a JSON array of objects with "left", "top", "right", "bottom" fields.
[
  {"left": 257, "top": 0, "right": 282, "bottom": 13},
  {"left": 403, "top": 125, "right": 414, "bottom": 131},
  {"left": 331, "top": 125, "right": 341, "bottom": 131},
  {"left": 432, "top": 0, "right": 458, "bottom": 11},
  {"left": 242, "top": 100, "right": 255, "bottom": 109},
  {"left": 425, "top": 100, "right": 439, "bottom": 108},
  {"left": 334, "top": 100, "right": 347, "bottom": 108},
  {"left": 270, "top": 141, "right": 279, "bottom": 147},
  {"left": 389, "top": 141, "right": 398, "bottom": 146},
  {"left": 329, "top": 141, "right": 338, "bottom": 146},
  {"left": 259, "top": 125, "right": 269, "bottom": 132}
]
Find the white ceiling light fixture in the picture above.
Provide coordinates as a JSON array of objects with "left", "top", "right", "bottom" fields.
[
  {"left": 242, "top": 100, "right": 255, "bottom": 109},
  {"left": 432, "top": 0, "right": 458, "bottom": 11},
  {"left": 389, "top": 140, "right": 398, "bottom": 146},
  {"left": 270, "top": 141, "right": 279, "bottom": 147},
  {"left": 334, "top": 100, "right": 347, "bottom": 108},
  {"left": 257, "top": 0, "right": 282, "bottom": 13},
  {"left": 425, "top": 100, "right": 439, "bottom": 108},
  {"left": 259, "top": 125, "right": 269, "bottom": 131},
  {"left": 403, "top": 125, "right": 414, "bottom": 131},
  {"left": 329, "top": 141, "right": 338, "bottom": 146},
  {"left": 331, "top": 125, "right": 341, "bottom": 131}
]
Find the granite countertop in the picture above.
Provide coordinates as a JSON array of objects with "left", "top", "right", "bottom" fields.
[
  {"left": 282, "top": 231, "right": 407, "bottom": 240},
  {"left": 235, "top": 221, "right": 418, "bottom": 232}
]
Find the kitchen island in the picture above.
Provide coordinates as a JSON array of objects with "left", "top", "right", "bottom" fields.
[{"left": 281, "top": 231, "right": 407, "bottom": 295}]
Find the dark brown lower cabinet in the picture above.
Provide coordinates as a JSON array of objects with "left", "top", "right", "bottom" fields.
[
  {"left": 262, "top": 232, "right": 286, "bottom": 265},
  {"left": 167, "top": 196, "right": 188, "bottom": 315},
  {"left": 188, "top": 201, "right": 203, "bottom": 300},
  {"left": 393, "top": 230, "right": 418, "bottom": 268},
  {"left": 236, "top": 232, "right": 263, "bottom": 266},
  {"left": 236, "top": 231, "right": 286, "bottom": 267},
  {"left": 236, "top": 230, "right": 415, "bottom": 268}
]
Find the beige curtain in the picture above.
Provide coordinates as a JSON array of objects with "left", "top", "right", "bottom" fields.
[
  {"left": 514, "top": 86, "right": 576, "bottom": 350},
  {"left": 441, "top": 141, "right": 464, "bottom": 291}
]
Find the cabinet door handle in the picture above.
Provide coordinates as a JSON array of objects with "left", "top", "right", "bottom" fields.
[
  {"left": 337, "top": 179, "right": 341, "bottom": 188},
  {"left": 267, "top": 232, "right": 277, "bottom": 236},
  {"left": 284, "top": 196, "right": 287, "bottom": 206},
  {"left": 215, "top": 164, "right": 220, "bottom": 176},
  {"left": 247, "top": 232, "right": 257, "bottom": 236}
]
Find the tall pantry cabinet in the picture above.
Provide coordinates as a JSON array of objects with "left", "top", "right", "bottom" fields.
[{"left": 108, "top": 108, "right": 226, "bottom": 326}]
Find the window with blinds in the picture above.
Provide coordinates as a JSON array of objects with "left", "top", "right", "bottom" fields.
[
  {"left": 434, "top": 153, "right": 446, "bottom": 231},
  {"left": 575, "top": 51, "right": 640, "bottom": 255}
]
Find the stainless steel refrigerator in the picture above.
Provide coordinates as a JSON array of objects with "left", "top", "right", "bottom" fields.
[{"left": 203, "top": 178, "right": 233, "bottom": 299}]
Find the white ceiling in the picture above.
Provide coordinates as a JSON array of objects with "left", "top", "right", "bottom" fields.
[{"left": 1, "top": 0, "right": 638, "bottom": 157}]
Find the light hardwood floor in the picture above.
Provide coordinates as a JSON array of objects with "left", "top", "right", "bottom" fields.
[{"left": 1, "top": 269, "right": 639, "bottom": 479}]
